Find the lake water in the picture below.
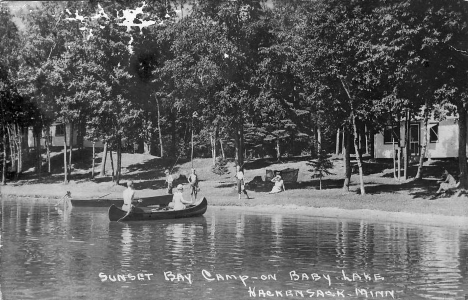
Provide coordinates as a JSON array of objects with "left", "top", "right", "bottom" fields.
[{"left": 1, "top": 196, "right": 467, "bottom": 300}]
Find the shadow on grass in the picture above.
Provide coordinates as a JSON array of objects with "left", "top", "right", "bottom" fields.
[
  {"left": 243, "top": 156, "right": 313, "bottom": 170},
  {"left": 358, "top": 179, "right": 437, "bottom": 199}
]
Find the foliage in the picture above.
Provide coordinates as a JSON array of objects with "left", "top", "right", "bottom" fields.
[
  {"left": 307, "top": 149, "right": 334, "bottom": 190},
  {"left": 211, "top": 156, "right": 229, "bottom": 176}
]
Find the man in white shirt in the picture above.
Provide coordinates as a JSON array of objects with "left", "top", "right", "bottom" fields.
[{"left": 122, "top": 181, "right": 136, "bottom": 212}]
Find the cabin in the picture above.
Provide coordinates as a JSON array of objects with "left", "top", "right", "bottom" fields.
[
  {"left": 374, "top": 116, "right": 460, "bottom": 159},
  {"left": 28, "top": 123, "right": 104, "bottom": 149}
]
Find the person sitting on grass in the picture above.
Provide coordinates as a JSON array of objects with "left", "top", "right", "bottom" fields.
[
  {"left": 269, "top": 171, "right": 286, "bottom": 194},
  {"left": 169, "top": 184, "right": 192, "bottom": 210},
  {"left": 436, "top": 169, "right": 458, "bottom": 194}
]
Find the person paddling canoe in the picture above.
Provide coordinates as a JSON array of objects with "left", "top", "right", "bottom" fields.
[{"left": 122, "top": 181, "right": 141, "bottom": 212}]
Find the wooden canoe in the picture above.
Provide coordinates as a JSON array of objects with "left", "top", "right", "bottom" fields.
[
  {"left": 71, "top": 194, "right": 173, "bottom": 207},
  {"left": 108, "top": 197, "right": 208, "bottom": 222}
]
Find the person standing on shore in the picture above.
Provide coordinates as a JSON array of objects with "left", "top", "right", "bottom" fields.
[
  {"left": 188, "top": 168, "right": 199, "bottom": 202},
  {"left": 235, "top": 165, "right": 250, "bottom": 200},
  {"left": 165, "top": 169, "right": 174, "bottom": 194}
]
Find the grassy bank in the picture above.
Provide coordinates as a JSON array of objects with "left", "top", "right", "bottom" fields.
[{"left": 1, "top": 149, "right": 467, "bottom": 221}]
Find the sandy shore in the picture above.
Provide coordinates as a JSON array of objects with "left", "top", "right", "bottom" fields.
[{"left": 2, "top": 181, "right": 467, "bottom": 229}]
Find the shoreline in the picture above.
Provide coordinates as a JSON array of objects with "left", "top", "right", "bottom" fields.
[
  {"left": 220, "top": 205, "right": 468, "bottom": 229},
  {"left": 3, "top": 186, "right": 467, "bottom": 229}
]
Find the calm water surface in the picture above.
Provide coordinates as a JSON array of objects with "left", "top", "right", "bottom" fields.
[{"left": 1, "top": 196, "right": 467, "bottom": 300}]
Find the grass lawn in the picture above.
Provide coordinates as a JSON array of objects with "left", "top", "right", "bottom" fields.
[{"left": 1, "top": 149, "right": 467, "bottom": 225}]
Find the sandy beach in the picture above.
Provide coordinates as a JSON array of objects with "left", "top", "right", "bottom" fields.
[{"left": 2, "top": 152, "right": 467, "bottom": 229}]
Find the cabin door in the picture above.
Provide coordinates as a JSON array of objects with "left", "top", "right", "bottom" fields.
[{"left": 409, "top": 124, "right": 420, "bottom": 155}]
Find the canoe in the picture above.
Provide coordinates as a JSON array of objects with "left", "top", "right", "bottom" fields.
[
  {"left": 71, "top": 194, "right": 173, "bottom": 207},
  {"left": 108, "top": 197, "right": 208, "bottom": 222}
]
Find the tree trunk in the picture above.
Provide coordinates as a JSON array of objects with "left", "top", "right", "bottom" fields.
[
  {"left": 219, "top": 139, "right": 225, "bottom": 159},
  {"left": 343, "top": 128, "right": 351, "bottom": 192},
  {"left": 68, "top": 122, "right": 73, "bottom": 178},
  {"left": 396, "top": 115, "right": 401, "bottom": 181},
  {"left": 210, "top": 132, "right": 216, "bottom": 165},
  {"left": 115, "top": 137, "right": 122, "bottom": 185},
  {"left": 171, "top": 114, "right": 177, "bottom": 158},
  {"left": 397, "top": 147, "right": 401, "bottom": 181},
  {"left": 342, "top": 126, "right": 346, "bottom": 155},
  {"left": 404, "top": 109, "right": 410, "bottom": 180},
  {"left": 63, "top": 127, "right": 68, "bottom": 183},
  {"left": 2, "top": 123, "right": 7, "bottom": 185},
  {"left": 393, "top": 134, "right": 397, "bottom": 180},
  {"left": 45, "top": 127, "right": 51, "bottom": 173},
  {"left": 415, "top": 104, "right": 430, "bottom": 180},
  {"left": 357, "top": 120, "right": 365, "bottom": 162},
  {"left": 351, "top": 114, "right": 366, "bottom": 195},
  {"left": 156, "top": 95, "right": 164, "bottom": 158},
  {"left": 317, "top": 125, "right": 322, "bottom": 153},
  {"left": 191, "top": 115, "right": 194, "bottom": 168},
  {"left": 339, "top": 77, "right": 365, "bottom": 195},
  {"left": 234, "top": 121, "right": 245, "bottom": 166},
  {"left": 91, "top": 142, "right": 96, "bottom": 178},
  {"left": 276, "top": 138, "right": 281, "bottom": 161},
  {"left": 109, "top": 148, "right": 115, "bottom": 182},
  {"left": 17, "top": 125, "right": 24, "bottom": 177},
  {"left": 458, "top": 104, "right": 468, "bottom": 189},
  {"left": 240, "top": 123, "right": 245, "bottom": 166},
  {"left": 369, "top": 126, "right": 374, "bottom": 159},
  {"left": 7, "top": 126, "right": 16, "bottom": 173},
  {"left": 35, "top": 128, "right": 42, "bottom": 175},
  {"left": 143, "top": 138, "right": 152, "bottom": 155},
  {"left": 100, "top": 142, "right": 108, "bottom": 176},
  {"left": 335, "top": 128, "right": 341, "bottom": 155}
]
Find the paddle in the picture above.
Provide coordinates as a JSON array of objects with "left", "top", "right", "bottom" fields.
[
  {"left": 56, "top": 191, "right": 72, "bottom": 207},
  {"left": 98, "top": 193, "right": 111, "bottom": 199},
  {"left": 117, "top": 198, "right": 143, "bottom": 222}
]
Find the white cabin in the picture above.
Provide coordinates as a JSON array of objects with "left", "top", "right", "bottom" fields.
[
  {"left": 28, "top": 123, "right": 104, "bottom": 149},
  {"left": 374, "top": 117, "right": 461, "bottom": 159}
]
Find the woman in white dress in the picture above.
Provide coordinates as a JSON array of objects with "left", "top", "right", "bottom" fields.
[
  {"left": 269, "top": 172, "right": 286, "bottom": 194},
  {"left": 171, "top": 184, "right": 192, "bottom": 210}
]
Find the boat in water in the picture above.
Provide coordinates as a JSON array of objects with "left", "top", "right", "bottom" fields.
[
  {"left": 108, "top": 197, "right": 208, "bottom": 222},
  {"left": 71, "top": 194, "right": 173, "bottom": 207}
]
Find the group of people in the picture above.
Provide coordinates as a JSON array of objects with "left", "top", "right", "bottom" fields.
[
  {"left": 122, "top": 165, "right": 287, "bottom": 212},
  {"left": 121, "top": 168, "right": 199, "bottom": 213},
  {"left": 234, "top": 165, "right": 286, "bottom": 199},
  {"left": 122, "top": 165, "right": 458, "bottom": 211}
]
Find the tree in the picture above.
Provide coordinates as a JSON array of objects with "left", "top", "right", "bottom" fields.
[
  {"left": 308, "top": 149, "right": 334, "bottom": 190},
  {"left": 0, "top": 6, "right": 37, "bottom": 184},
  {"left": 295, "top": 0, "right": 384, "bottom": 195}
]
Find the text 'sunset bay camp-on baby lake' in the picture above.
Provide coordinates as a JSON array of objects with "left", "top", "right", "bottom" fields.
[{"left": 1, "top": 196, "right": 467, "bottom": 299}]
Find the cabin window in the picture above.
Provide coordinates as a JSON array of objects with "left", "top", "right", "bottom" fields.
[
  {"left": 383, "top": 125, "right": 399, "bottom": 144},
  {"left": 55, "top": 124, "right": 65, "bottom": 136},
  {"left": 429, "top": 123, "right": 439, "bottom": 143}
]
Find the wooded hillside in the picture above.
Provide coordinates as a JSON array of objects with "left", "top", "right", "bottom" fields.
[{"left": 1, "top": 0, "right": 467, "bottom": 193}]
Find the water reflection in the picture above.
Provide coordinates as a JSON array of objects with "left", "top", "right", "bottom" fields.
[
  {"left": 1, "top": 196, "right": 467, "bottom": 300},
  {"left": 121, "top": 225, "right": 133, "bottom": 267}
]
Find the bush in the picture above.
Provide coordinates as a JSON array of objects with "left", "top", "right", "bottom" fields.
[{"left": 211, "top": 157, "right": 229, "bottom": 176}]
